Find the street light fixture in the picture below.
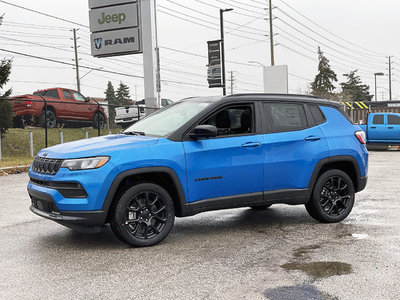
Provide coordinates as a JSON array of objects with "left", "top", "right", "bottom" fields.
[
  {"left": 220, "top": 8, "right": 233, "bottom": 96},
  {"left": 374, "top": 72, "right": 384, "bottom": 101}
]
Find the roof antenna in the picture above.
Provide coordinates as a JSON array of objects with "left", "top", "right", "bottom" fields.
[{"left": 0, "top": 13, "right": 5, "bottom": 25}]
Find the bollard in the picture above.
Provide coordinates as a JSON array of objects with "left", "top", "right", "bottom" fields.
[
  {"left": 29, "top": 131, "right": 34, "bottom": 157},
  {"left": 0, "top": 133, "right": 2, "bottom": 161},
  {"left": 85, "top": 128, "right": 89, "bottom": 139},
  {"left": 59, "top": 130, "right": 63, "bottom": 144}
]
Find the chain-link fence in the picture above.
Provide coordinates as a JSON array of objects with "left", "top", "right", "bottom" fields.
[{"left": 0, "top": 97, "right": 147, "bottom": 165}]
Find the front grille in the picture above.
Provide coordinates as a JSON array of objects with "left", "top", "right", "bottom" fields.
[
  {"left": 32, "top": 156, "right": 63, "bottom": 175},
  {"left": 30, "top": 195, "right": 60, "bottom": 213}
]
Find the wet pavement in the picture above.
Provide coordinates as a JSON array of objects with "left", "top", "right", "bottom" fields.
[{"left": 0, "top": 151, "right": 399, "bottom": 299}]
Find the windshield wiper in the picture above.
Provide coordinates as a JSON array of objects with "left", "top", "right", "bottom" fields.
[{"left": 121, "top": 131, "right": 146, "bottom": 136}]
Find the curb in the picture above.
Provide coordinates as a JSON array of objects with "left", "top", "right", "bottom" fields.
[{"left": 0, "top": 165, "right": 31, "bottom": 176}]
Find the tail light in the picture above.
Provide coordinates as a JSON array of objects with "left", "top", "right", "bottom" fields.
[
  {"left": 355, "top": 130, "right": 366, "bottom": 144},
  {"left": 140, "top": 107, "right": 145, "bottom": 114},
  {"left": 26, "top": 101, "right": 33, "bottom": 107}
]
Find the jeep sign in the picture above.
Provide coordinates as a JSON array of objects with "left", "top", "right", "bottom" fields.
[
  {"left": 89, "top": 0, "right": 142, "bottom": 57},
  {"left": 89, "top": 3, "right": 139, "bottom": 32},
  {"left": 90, "top": 27, "right": 141, "bottom": 57}
]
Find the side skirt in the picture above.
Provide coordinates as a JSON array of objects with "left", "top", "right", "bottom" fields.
[{"left": 183, "top": 189, "right": 309, "bottom": 217}]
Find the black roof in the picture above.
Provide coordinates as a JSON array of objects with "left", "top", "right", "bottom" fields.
[{"left": 182, "top": 93, "right": 341, "bottom": 107}]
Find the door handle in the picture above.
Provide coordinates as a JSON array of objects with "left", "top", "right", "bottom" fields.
[
  {"left": 388, "top": 127, "right": 394, "bottom": 129},
  {"left": 304, "top": 135, "right": 321, "bottom": 141},
  {"left": 370, "top": 127, "right": 376, "bottom": 129},
  {"left": 241, "top": 142, "right": 261, "bottom": 148}
]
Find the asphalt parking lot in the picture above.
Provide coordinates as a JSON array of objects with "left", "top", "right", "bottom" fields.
[{"left": 0, "top": 151, "right": 399, "bottom": 300}]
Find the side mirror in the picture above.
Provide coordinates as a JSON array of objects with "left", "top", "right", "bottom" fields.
[
  {"left": 189, "top": 125, "right": 217, "bottom": 140},
  {"left": 85, "top": 97, "right": 90, "bottom": 102}
]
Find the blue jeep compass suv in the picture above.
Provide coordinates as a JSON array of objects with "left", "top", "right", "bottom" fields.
[{"left": 28, "top": 94, "right": 368, "bottom": 247}]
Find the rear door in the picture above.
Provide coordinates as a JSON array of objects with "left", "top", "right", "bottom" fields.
[
  {"left": 387, "top": 114, "right": 400, "bottom": 143},
  {"left": 261, "top": 102, "right": 330, "bottom": 194},
  {"left": 368, "top": 114, "right": 387, "bottom": 141},
  {"left": 183, "top": 103, "right": 264, "bottom": 203}
]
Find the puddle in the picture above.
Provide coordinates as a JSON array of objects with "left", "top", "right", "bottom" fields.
[
  {"left": 264, "top": 284, "right": 337, "bottom": 300},
  {"left": 281, "top": 261, "right": 352, "bottom": 279}
]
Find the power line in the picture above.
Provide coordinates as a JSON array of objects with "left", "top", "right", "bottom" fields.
[
  {"left": 157, "top": 7, "right": 265, "bottom": 40},
  {"left": 0, "top": 0, "right": 89, "bottom": 28},
  {"left": 275, "top": 7, "right": 386, "bottom": 63},
  {"left": 277, "top": 0, "right": 387, "bottom": 57},
  {"left": 165, "top": 0, "right": 266, "bottom": 34}
]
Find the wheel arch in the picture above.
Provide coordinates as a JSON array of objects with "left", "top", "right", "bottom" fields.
[
  {"left": 103, "top": 167, "right": 188, "bottom": 221},
  {"left": 308, "top": 156, "right": 363, "bottom": 196}
]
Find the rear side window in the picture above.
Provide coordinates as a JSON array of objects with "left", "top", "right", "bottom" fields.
[
  {"left": 308, "top": 105, "right": 326, "bottom": 125},
  {"left": 388, "top": 115, "right": 400, "bottom": 125},
  {"left": 42, "top": 89, "right": 60, "bottom": 99},
  {"left": 63, "top": 90, "right": 73, "bottom": 100},
  {"left": 263, "top": 103, "right": 308, "bottom": 132},
  {"left": 372, "top": 115, "right": 384, "bottom": 125}
]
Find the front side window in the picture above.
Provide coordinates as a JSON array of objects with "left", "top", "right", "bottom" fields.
[
  {"left": 72, "top": 91, "right": 86, "bottom": 102},
  {"left": 372, "top": 115, "right": 384, "bottom": 125},
  {"left": 388, "top": 115, "right": 400, "bottom": 125},
  {"left": 263, "top": 103, "right": 308, "bottom": 132},
  {"left": 124, "top": 101, "right": 211, "bottom": 137},
  {"left": 201, "top": 105, "right": 254, "bottom": 136}
]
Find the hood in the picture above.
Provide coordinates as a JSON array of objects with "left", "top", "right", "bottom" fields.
[{"left": 37, "top": 134, "right": 159, "bottom": 159}]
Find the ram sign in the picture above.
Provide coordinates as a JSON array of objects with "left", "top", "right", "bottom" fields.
[{"left": 89, "top": 0, "right": 142, "bottom": 57}]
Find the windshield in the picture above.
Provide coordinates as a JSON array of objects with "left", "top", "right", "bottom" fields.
[{"left": 123, "top": 100, "right": 211, "bottom": 137}]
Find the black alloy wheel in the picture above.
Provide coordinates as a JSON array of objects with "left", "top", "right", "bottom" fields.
[
  {"left": 93, "top": 112, "right": 105, "bottom": 129},
  {"left": 319, "top": 176, "right": 351, "bottom": 216},
  {"left": 40, "top": 110, "right": 57, "bottom": 128},
  {"left": 306, "top": 169, "right": 355, "bottom": 223},
  {"left": 125, "top": 191, "right": 168, "bottom": 240},
  {"left": 110, "top": 183, "right": 175, "bottom": 247}
]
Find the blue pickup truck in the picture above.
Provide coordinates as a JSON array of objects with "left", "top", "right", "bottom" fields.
[{"left": 359, "top": 113, "right": 400, "bottom": 145}]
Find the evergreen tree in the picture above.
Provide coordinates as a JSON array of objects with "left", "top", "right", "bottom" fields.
[
  {"left": 311, "top": 47, "right": 338, "bottom": 99},
  {"left": 340, "top": 70, "right": 373, "bottom": 102},
  {"left": 0, "top": 58, "right": 13, "bottom": 137},
  {"left": 104, "top": 81, "right": 117, "bottom": 124},
  {"left": 116, "top": 82, "right": 131, "bottom": 106}
]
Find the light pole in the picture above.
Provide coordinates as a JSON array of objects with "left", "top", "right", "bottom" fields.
[
  {"left": 220, "top": 8, "right": 233, "bottom": 96},
  {"left": 374, "top": 72, "right": 384, "bottom": 101}
]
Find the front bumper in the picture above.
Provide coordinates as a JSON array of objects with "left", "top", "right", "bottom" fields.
[{"left": 28, "top": 188, "right": 106, "bottom": 232}]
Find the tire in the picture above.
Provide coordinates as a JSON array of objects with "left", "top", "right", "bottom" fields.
[
  {"left": 39, "top": 109, "right": 57, "bottom": 128},
  {"left": 305, "top": 169, "right": 355, "bottom": 223},
  {"left": 110, "top": 183, "right": 175, "bottom": 247},
  {"left": 93, "top": 112, "right": 105, "bottom": 129},
  {"left": 250, "top": 204, "right": 272, "bottom": 210}
]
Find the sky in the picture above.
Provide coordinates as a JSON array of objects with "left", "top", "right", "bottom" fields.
[{"left": 0, "top": 0, "right": 399, "bottom": 102}]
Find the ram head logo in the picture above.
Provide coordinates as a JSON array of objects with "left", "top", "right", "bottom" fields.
[{"left": 93, "top": 38, "right": 102, "bottom": 50}]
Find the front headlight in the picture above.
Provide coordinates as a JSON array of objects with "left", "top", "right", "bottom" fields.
[{"left": 61, "top": 156, "right": 110, "bottom": 171}]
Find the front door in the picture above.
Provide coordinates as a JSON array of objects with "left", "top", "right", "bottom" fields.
[{"left": 183, "top": 104, "right": 264, "bottom": 203}]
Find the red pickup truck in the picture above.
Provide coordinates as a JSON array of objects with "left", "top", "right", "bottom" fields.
[{"left": 11, "top": 87, "right": 106, "bottom": 128}]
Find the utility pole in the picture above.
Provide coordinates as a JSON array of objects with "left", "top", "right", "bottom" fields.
[
  {"left": 72, "top": 28, "right": 81, "bottom": 93},
  {"left": 220, "top": 8, "right": 233, "bottom": 96},
  {"left": 390, "top": 57, "right": 393, "bottom": 101},
  {"left": 228, "top": 71, "right": 235, "bottom": 95},
  {"left": 269, "top": 0, "right": 275, "bottom": 66}
]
